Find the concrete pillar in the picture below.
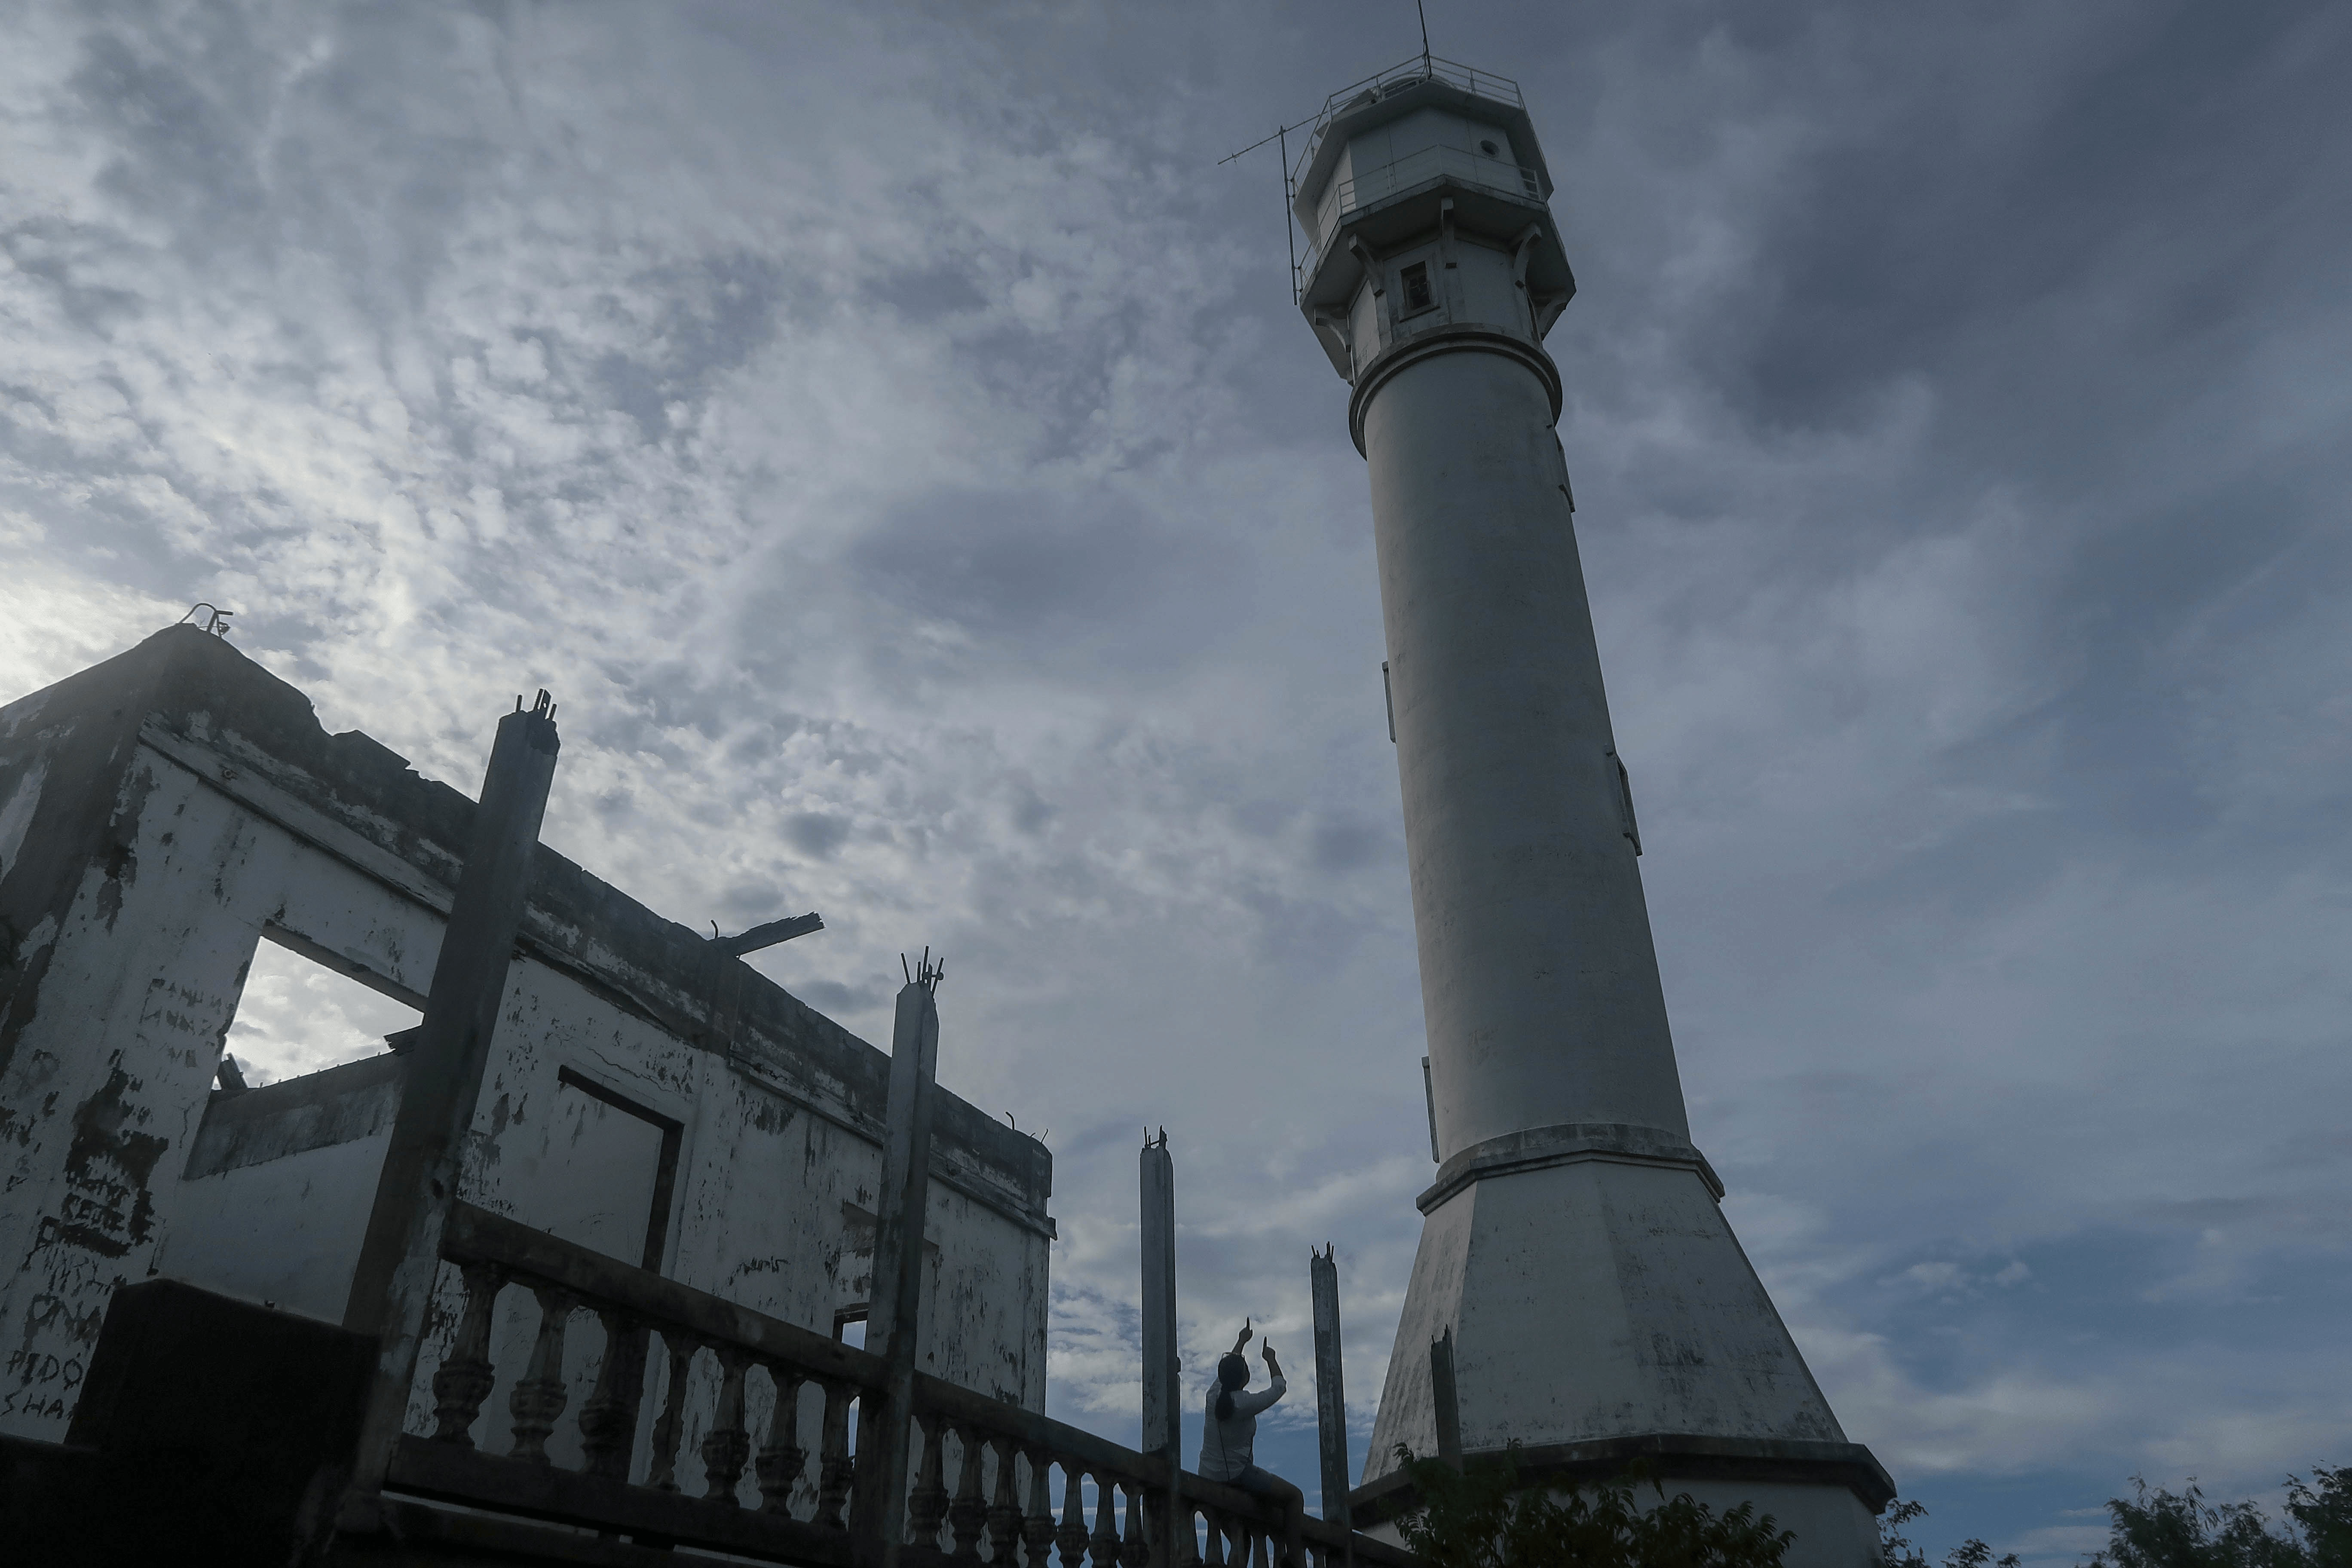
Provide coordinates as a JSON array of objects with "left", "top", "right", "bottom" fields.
[
  {"left": 850, "top": 965, "right": 943, "bottom": 1568},
  {"left": 343, "top": 692, "right": 558, "bottom": 1485},
  {"left": 1310, "top": 1245, "right": 1350, "bottom": 1525},
  {"left": 1140, "top": 1132, "right": 1180, "bottom": 1563}
]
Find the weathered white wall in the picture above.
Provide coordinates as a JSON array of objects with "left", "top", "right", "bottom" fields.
[
  {"left": 393, "top": 954, "right": 1051, "bottom": 1491},
  {"left": 162, "top": 1133, "right": 390, "bottom": 1321},
  {"left": 0, "top": 645, "right": 1052, "bottom": 1452},
  {"left": 0, "top": 709, "right": 443, "bottom": 1432}
]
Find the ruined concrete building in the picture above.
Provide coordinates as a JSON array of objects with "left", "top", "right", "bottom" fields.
[
  {"left": 0, "top": 624, "right": 1049, "bottom": 1451},
  {"left": 0, "top": 626, "right": 1404, "bottom": 1568}
]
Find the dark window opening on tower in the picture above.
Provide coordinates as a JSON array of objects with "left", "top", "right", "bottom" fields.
[
  {"left": 1400, "top": 262, "right": 1435, "bottom": 315},
  {"left": 1608, "top": 749, "right": 1643, "bottom": 856}
]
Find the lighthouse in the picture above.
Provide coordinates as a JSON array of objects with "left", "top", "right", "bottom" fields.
[{"left": 1291, "top": 58, "right": 1892, "bottom": 1565}]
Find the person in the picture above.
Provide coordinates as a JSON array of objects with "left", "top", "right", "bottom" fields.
[{"left": 1198, "top": 1319, "right": 1305, "bottom": 1568}]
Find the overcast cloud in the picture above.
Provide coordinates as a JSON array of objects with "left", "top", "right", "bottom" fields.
[{"left": 6, "top": 1, "right": 2350, "bottom": 1559}]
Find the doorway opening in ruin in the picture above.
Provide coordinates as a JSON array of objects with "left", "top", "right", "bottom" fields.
[{"left": 220, "top": 926, "right": 423, "bottom": 1086}]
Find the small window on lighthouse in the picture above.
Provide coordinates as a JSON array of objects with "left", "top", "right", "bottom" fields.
[
  {"left": 1479, "top": 138, "right": 1500, "bottom": 156},
  {"left": 1400, "top": 261, "right": 1436, "bottom": 315}
]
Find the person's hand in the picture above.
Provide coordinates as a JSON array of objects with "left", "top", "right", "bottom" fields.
[
  {"left": 1262, "top": 1342, "right": 1282, "bottom": 1378},
  {"left": 1231, "top": 1318, "right": 1253, "bottom": 1355}
]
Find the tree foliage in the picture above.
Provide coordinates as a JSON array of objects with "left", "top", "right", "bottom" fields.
[
  {"left": 1880, "top": 1497, "right": 2020, "bottom": 1568},
  {"left": 1392, "top": 1445, "right": 1795, "bottom": 1568},
  {"left": 2082, "top": 1470, "right": 2352, "bottom": 1568},
  {"left": 1879, "top": 1468, "right": 2352, "bottom": 1568}
]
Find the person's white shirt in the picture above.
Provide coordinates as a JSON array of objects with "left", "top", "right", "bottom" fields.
[{"left": 1198, "top": 1374, "right": 1285, "bottom": 1482}]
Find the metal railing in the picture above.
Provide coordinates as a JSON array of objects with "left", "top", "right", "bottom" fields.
[
  {"left": 1307, "top": 144, "right": 1542, "bottom": 261},
  {"left": 1291, "top": 55, "right": 1526, "bottom": 188},
  {"left": 394, "top": 1200, "right": 1422, "bottom": 1568}
]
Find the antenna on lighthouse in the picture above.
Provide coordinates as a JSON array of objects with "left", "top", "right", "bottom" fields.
[
  {"left": 1219, "top": 113, "right": 1317, "bottom": 305},
  {"left": 1222, "top": 6, "right": 1448, "bottom": 304}
]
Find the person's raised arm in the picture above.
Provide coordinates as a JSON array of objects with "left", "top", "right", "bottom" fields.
[
  {"left": 1231, "top": 1340, "right": 1287, "bottom": 1416},
  {"left": 1230, "top": 1318, "right": 1253, "bottom": 1357}
]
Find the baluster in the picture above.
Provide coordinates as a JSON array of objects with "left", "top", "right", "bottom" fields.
[
  {"left": 429, "top": 1261, "right": 503, "bottom": 1446},
  {"left": 1090, "top": 1469, "right": 1122, "bottom": 1568},
  {"left": 1250, "top": 1522, "right": 1271, "bottom": 1568},
  {"left": 1118, "top": 1479, "right": 1150, "bottom": 1568},
  {"left": 949, "top": 1424, "right": 991, "bottom": 1561},
  {"left": 1175, "top": 1498, "right": 1202, "bottom": 1568},
  {"left": 1056, "top": 1464, "right": 1092, "bottom": 1568},
  {"left": 815, "top": 1379, "right": 857, "bottom": 1528},
  {"left": 507, "top": 1284, "right": 573, "bottom": 1464},
  {"left": 577, "top": 1310, "right": 645, "bottom": 1482},
  {"left": 756, "top": 1367, "right": 808, "bottom": 1516},
  {"left": 1200, "top": 1507, "right": 1228, "bottom": 1568},
  {"left": 701, "top": 1346, "right": 753, "bottom": 1504},
  {"left": 1022, "top": 1449, "right": 1059, "bottom": 1568},
  {"left": 909, "top": 1413, "right": 951, "bottom": 1549},
  {"left": 987, "top": 1435, "right": 1023, "bottom": 1564},
  {"left": 646, "top": 1332, "right": 696, "bottom": 1492}
]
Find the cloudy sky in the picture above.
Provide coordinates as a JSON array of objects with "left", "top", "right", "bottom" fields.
[{"left": 6, "top": 0, "right": 2350, "bottom": 1558}]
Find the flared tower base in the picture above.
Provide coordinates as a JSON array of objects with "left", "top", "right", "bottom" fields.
[{"left": 1353, "top": 1133, "right": 1892, "bottom": 1568}]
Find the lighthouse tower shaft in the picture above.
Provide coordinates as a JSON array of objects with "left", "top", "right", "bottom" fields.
[{"left": 1291, "top": 60, "right": 1889, "bottom": 1565}]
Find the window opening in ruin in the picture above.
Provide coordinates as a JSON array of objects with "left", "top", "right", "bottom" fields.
[
  {"left": 220, "top": 927, "right": 422, "bottom": 1087},
  {"left": 833, "top": 1307, "right": 870, "bottom": 1452},
  {"left": 1479, "top": 138, "right": 1500, "bottom": 156},
  {"left": 525, "top": 1067, "right": 684, "bottom": 1272},
  {"left": 1400, "top": 261, "right": 1436, "bottom": 315}
]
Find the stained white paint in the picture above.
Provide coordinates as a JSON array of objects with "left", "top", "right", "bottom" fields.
[
  {"left": 0, "top": 679, "right": 1051, "bottom": 1455},
  {"left": 162, "top": 1135, "right": 390, "bottom": 1322},
  {"left": 0, "top": 755, "right": 46, "bottom": 882}
]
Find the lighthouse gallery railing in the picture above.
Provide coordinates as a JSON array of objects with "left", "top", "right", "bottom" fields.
[{"left": 1306, "top": 144, "right": 1545, "bottom": 261}]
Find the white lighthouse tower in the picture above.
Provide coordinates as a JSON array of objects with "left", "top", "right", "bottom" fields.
[{"left": 1291, "top": 58, "right": 1892, "bottom": 1565}]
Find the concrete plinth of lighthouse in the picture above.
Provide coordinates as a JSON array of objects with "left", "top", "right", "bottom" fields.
[
  {"left": 1288, "top": 59, "right": 1891, "bottom": 1566},
  {"left": 1363, "top": 1137, "right": 1888, "bottom": 1565}
]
